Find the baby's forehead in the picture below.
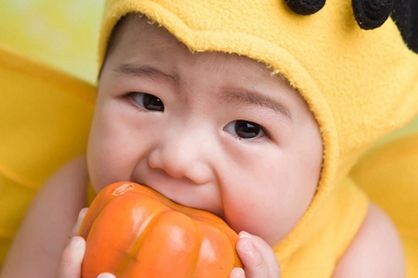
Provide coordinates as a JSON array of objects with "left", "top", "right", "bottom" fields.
[
  {"left": 106, "top": 15, "right": 182, "bottom": 59},
  {"left": 108, "top": 14, "right": 285, "bottom": 84}
]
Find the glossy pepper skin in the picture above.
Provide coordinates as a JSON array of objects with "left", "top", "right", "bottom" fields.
[{"left": 79, "top": 182, "right": 241, "bottom": 278}]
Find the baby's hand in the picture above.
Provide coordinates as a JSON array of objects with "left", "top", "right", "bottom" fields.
[
  {"left": 57, "top": 208, "right": 115, "bottom": 278},
  {"left": 230, "top": 231, "right": 280, "bottom": 278}
]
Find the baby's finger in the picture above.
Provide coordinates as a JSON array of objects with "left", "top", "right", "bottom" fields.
[
  {"left": 57, "top": 236, "right": 86, "bottom": 278},
  {"left": 71, "top": 207, "right": 88, "bottom": 236},
  {"left": 236, "top": 233, "right": 266, "bottom": 278},
  {"left": 248, "top": 233, "right": 280, "bottom": 275},
  {"left": 236, "top": 231, "right": 280, "bottom": 278}
]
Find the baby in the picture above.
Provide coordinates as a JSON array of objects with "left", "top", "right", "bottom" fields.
[{"left": 3, "top": 0, "right": 417, "bottom": 277}]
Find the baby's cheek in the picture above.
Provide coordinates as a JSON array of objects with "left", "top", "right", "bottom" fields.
[
  {"left": 223, "top": 205, "right": 261, "bottom": 234},
  {"left": 224, "top": 203, "right": 287, "bottom": 246},
  {"left": 87, "top": 138, "right": 129, "bottom": 188}
]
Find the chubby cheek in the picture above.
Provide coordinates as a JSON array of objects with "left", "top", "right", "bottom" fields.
[
  {"left": 87, "top": 129, "right": 122, "bottom": 191},
  {"left": 223, "top": 192, "right": 287, "bottom": 246},
  {"left": 218, "top": 159, "right": 313, "bottom": 246},
  {"left": 87, "top": 104, "right": 143, "bottom": 192}
]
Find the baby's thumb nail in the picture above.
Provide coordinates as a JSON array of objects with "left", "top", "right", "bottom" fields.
[
  {"left": 239, "top": 231, "right": 252, "bottom": 239},
  {"left": 77, "top": 208, "right": 89, "bottom": 224},
  {"left": 72, "top": 208, "right": 88, "bottom": 235},
  {"left": 70, "top": 236, "right": 85, "bottom": 251},
  {"left": 97, "top": 273, "right": 116, "bottom": 278},
  {"left": 230, "top": 267, "right": 245, "bottom": 278}
]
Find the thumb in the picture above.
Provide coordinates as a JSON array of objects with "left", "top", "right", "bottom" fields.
[{"left": 57, "top": 236, "right": 85, "bottom": 278}]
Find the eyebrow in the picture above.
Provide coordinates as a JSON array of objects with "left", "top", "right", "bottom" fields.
[
  {"left": 114, "top": 64, "right": 291, "bottom": 120},
  {"left": 221, "top": 88, "right": 292, "bottom": 120},
  {"left": 114, "top": 64, "right": 178, "bottom": 83}
]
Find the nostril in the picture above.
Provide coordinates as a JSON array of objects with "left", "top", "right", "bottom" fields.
[
  {"left": 186, "top": 163, "right": 213, "bottom": 185},
  {"left": 147, "top": 148, "right": 163, "bottom": 170},
  {"left": 147, "top": 148, "right": 185, "bottom": 178},
  {"left": 147, "top": 148, "right": 212, "bottom": 185}
]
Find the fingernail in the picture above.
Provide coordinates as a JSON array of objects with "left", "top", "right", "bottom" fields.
[
  {"left": 79, "top": 208, "right": 88, "bottom": 219},
  {"left": 73, "top": 208, "right": 88, "bottom": 235},
  {"left": 230, "top": 267, "right": 245, "bottom": 278},
  {"left": 76, "top": 208, "right": 88, "bottom": 226},
  {"left": 70, "top": 236, "right": 84, "bottom": 250},
  {"left": 239, "top": 231, "right": 252, "bottom": 239},
  {"left": 97, "top": 273, "right": 116, "bottom": 278}
]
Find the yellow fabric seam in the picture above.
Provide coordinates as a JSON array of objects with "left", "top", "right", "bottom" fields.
[{"left": 0, "top": 163, "right": 37, "bottom": 190}]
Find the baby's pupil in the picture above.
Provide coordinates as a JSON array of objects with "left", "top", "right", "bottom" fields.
[
  {"left": 235, "top": 120, "right": 260, "bottom": 138},
  {"left": 144, "top": 94, "right": 164, "bottom": 111}
]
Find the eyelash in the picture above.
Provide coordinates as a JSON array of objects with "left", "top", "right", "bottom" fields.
[
  {"left": 128, "top": 92, "right": 164, "bottom": 112},
  {"left": 126, "top": 92, "right": 269, "bottom": 141},
  {"left": 223, "top": 120, "right": 268, "bottom": 141}
]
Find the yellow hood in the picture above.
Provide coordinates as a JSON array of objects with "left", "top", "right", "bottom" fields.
[{"left": 97, "top": 0, "right": 418, "bottom": 274}]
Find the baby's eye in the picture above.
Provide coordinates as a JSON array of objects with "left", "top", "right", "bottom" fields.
[
  {"left": 129, "top": 92, "right": 164, "bottom": 112},
  {"left": 224, "top": 120, "right": 265, "bottom": 139}
]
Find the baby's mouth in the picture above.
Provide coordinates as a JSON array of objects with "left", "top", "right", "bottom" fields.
[{"left": 139, "top": 182, "right": 225, "bottom": 220}]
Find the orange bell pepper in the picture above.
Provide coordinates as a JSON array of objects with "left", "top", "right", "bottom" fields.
[{"left": 79, "top": 182, "right": 241, "bottom": 278}]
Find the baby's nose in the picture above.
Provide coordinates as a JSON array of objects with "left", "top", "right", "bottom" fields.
[{"left": 147, "top": 132, "right": 213, "bottom": 185}]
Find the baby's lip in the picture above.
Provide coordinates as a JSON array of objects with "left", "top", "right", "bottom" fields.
[
  {"left": 140, "top": 182, "right": 225, "bottom": 220},
  {"left": 142, "top": 183, "right": 183, "bottom": 205}
]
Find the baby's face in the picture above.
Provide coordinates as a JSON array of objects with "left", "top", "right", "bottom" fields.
[{"left": 88, "top": 16, "right": 323, "bottom": 245}]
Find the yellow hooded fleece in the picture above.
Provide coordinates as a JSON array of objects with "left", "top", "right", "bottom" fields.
[{"left": 0, "top": 0, "right": 417, "bottom": 277}]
